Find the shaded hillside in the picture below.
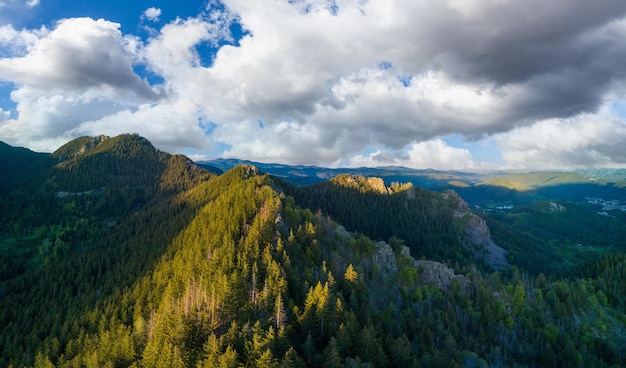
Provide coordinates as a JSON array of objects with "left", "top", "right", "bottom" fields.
[
  {"left": 486, "top": 200, "right": 626, "bottom": 271},
  {"left": 0, "top": 134, "right": 213, "bottom": 280},
  {"left": 0, "top": 141, "right": 47, "bottom": 188}
]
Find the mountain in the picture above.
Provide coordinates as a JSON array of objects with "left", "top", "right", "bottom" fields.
[
  {"left": 203, "top": 158, "right": 484, "bottom": 188},
  {"left": 0, "top": 135, "right": 625, "bottom": 367},
  {"left": 202, "top": 159, "right": 626, "bottom": 207},
  {"left": 0, "top": 134, "right": 213, "bottom": 279},
  {"left": 282, "top": 174, "right": 467, "bottom": 264},
  {"left": 0, "top": 140, "right": 47, "bottom": 188}
]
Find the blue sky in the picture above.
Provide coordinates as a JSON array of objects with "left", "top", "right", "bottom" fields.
[
  {"left": 3, "top": 1, "right": 201, "bottom": 31},
  {"left": 1, "top": 0, "right": 626, "bottom": 170}
]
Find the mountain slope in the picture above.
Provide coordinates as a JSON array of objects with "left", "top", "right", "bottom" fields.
[
  {"left": 283, "top": 173, "right": 488, "bottom": 267},
  {"left": 9, "top": 164, "right": 624, "bottom": 367},
  {"left": 0, "top": 134, "right": 213, "bottom": 279},
  {"left": 0, "top": 135, "right": 220, "bottom": 365},
  {"left": 0, "top": 140, "right": 47, "bottom": 188}
]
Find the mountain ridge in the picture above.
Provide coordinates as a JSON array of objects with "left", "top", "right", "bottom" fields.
[
  {"left": 0, "top": 140, "right": 48, "bottom": 187},
  {"left": 202, "top": 158, "right": 626, "bottom": 210},
  {"left": 201, "top": 158, "right": 626, "bottom": 186}
]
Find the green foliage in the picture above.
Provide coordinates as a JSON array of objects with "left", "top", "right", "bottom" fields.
[
  {"left": 485, "top": 200, "right": 626, "bottom": 272},
  {"left": 0, "top": 140, "right": 48, "bottom": 188},
  {"left": 283, "top": 174, "right": 468, "bottom": 264}
]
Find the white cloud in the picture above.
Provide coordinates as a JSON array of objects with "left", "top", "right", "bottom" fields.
[
  {"left": 141, "top": 16, "right": 231, "bottom": 79},
  {"left": 0, "top": 17, "right": 167, "bottom": 148},
  {"left": 496, "top": 113, "right": 626, "bottom": 169},
  {"left": 143, "top": 7, "right": 162, "bottom": 22},
  {"left": 0, "top": 18, "right": 161, "bottom": 98},
  {"left": 26, "top": 0, "right": 39, "bottom": 8},
  {"left": 177, "top": 0, "right": 626, "bottom": 168},
  {"left": 0, "top": 24, "right": 48, "bottom": 56},
  {"left": 68, "top": 100, "right": 208, "bottom": 153},
  {"left": 346, "top": 139, "right": 492, "bottom": 170},
  {"left": 0, "top": 107, "right": 9, "bottom": 121}
]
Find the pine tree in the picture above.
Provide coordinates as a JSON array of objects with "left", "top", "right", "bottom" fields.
[{"left": 275, "top": 293, "right": 287, "bottom": 331}]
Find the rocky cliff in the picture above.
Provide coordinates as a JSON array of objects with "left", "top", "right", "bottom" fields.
[
  {"left": 371, "top": 241, "right": 466, "bottom": 290},
  {"left": 443, "top": 190, "right": 509, "bottom": 270}
]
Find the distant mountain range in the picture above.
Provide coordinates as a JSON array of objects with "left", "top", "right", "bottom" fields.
[
  {"left": 200, "top": 158, "right": 485, "bottom": 188},
  {"left": 200, "top": 158, "right": 626, "bottom": 207}
]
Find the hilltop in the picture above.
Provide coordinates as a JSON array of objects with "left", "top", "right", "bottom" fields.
[{"left": 0, "top": 141, "right": 47, "bottom": 188}]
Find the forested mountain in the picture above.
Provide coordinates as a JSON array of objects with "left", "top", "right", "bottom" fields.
[
  {"left": 1, "top": 135, "right": 625, "bottom": 367},
  {"left": 282, "top": 175, "right": 466, "bottom": 265},
  {"left": 0, "top": 141, "right": 47, "bottom": 188},
  {"left": 204, "top": 158, "right": 626, "bottom": 207}
]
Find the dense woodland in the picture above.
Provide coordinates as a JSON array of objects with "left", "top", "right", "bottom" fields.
[
  {"left": 282, "top": 176, "right": 466, "bottom": 264},
  {"left": 0, "top": 134, "right": 625, "bottom": 367}
]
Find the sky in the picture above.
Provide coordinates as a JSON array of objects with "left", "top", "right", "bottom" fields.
[{"left": 1, "top": 0, "right": 626, "bottom": 171}]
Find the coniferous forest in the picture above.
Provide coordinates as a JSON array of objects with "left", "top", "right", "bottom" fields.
[{"left": 1, "top": 134, "right": 625, "bottom": 367}]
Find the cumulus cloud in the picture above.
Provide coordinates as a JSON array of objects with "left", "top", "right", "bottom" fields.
[
  {"left": 0, "top": 107, "right": 9, "bottom": 122},
  {"left": 173, "top": 0, "right": 624, "bottom": 168},
  {"left": 68, "top": 100, "right": 209, "bottom": 153},
  {"left": 0, "top": 24, "right": 47, "bottom": 56},
  {"left": 346, "top": 139, "right": 493, "bottom": 171},
  {"left": 0, "top": 17, "right": 169, "bottom": 147},
  {"left": 1, "top": 0, "right": 626, "bottom": 169},
  {"left": 496, "top": 114, "right": 626, "bottom": 169},
  {"left": 143, "top": 7, "right": 162, "bottom": 22},
  {"left": 0, "top": 18, "right": 162, "bottom": 99},
  {"left": 141, "top": 15, "right": 233, "bottom": 79}
]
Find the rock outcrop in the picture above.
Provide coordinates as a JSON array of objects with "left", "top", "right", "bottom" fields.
[
  {"left": 443, "top": 190, "right": 509, "bottom": 270},
  {"left": 412, "top": 258, "right": 466, "bottom": 290},
  {"left": 371, "top": 241, "right": 466, "bottom": 290},
  {"left": 366, "top": 177, "right": 389, "bottom": 194},
  {"left": 372, "top": 241, "right": 398, "bottom": 274},
  {"left": 77, "top": 134, "right": 109, "bottom": 155}
]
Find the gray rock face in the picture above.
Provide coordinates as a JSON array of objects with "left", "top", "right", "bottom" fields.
[
  {"left": 444, "top": 190, "right": 509, "bottom": 270},
  {"left": 372, "top": 241, "right": 398, "bottom": 274},
  {"left": 372, "top": 242, "right": 466, "bottom": 290},
  {"left": 399, "top": 245, "right": 466, "bottom": 290},
  {"left": 464, "top": 214, "right": 492, "bottom": 246},
  {"left": 77, "top": 134, "right": 109, "bottom": 155},
  {"left": 334, "top": 225, "right": 352, "bottom": 240},
  {"left": 442, "top": 190, "right": 469, "bottom": 218},
  {"left": 412, "top": 259, "right": 466, "bottom": 290}
]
